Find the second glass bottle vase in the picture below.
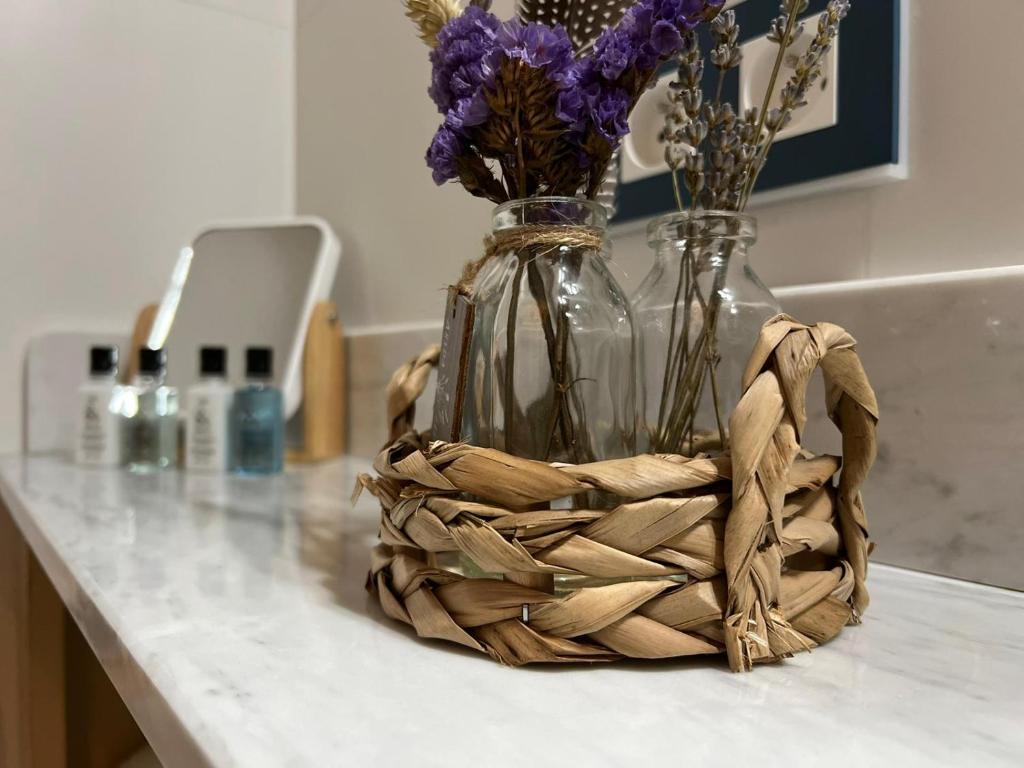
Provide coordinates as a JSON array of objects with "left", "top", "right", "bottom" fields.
[
  {"left": 633, "top": 211, "right": 781, "bottom": 455},
  {"left": 480, "top": 197, "right": 636, "bottom": 463}
]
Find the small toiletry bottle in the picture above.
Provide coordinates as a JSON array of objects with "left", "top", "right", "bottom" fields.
[
  {"left": 186, "top": 347, "right": 233, "bottom": 472},
  {"left": 231, "top": 347, "right": 284, "bottom": 475},
  {"left": 122, "top": 348, "right": 179, "bottom": 473},
  {"left": 76, "top": 346, "right": 123, "bottom": 466}
]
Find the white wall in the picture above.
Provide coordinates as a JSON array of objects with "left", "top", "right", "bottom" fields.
[
  {"left": 296, "top": 0, "right": 507, "bottom": 330},
  {"left": 297, "top": 0, "right": 1024, "bottom": 326},
  {"left": 0, "top": 0, "right": 295, "bottom": 452}
]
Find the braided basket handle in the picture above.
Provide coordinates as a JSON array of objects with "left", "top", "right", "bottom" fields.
[
  {"left": 384, "top": 345, "right": 440, "bottom": 443},
  {"left": 724, "top": 315, "right": 879, "bottom": 671}
]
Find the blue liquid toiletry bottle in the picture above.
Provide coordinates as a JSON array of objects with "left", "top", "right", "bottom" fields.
[
  {"left": 122, "top": 347, "right": 179, "bottom": 473},
  {"left": 232, "top": 347, "right": 284, "bottom": 475},
  {"left": 76, "top": 346, "right": 125, "bottom": 466},
  {"left": 186, "top": 346, "right": 233, "bottom": 472}
]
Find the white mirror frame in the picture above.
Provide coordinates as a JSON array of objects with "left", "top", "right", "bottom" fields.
[{"left": 148, "top": 216, "right": 341, "bottom": 418}]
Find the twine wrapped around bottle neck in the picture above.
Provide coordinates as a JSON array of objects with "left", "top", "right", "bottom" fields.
[{"left": 457, "top": 224, "right": 605, "bottom": 295}]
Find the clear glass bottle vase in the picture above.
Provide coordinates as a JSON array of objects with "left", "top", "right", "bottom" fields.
[
  {"left": 633, "top": 211, "right": 781, "bottom": 455},
  {"left": 479, "top": 197, "right": 637, "bottom": 463}
]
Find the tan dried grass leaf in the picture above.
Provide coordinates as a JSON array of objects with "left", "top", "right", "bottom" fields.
[
  {"left": 590, "top": 614, "right": 720, "bottom": 658},
  {"left": 529, "top": 580, "right": 673, "bottom": 637},
  {"left": 474, "top": 619, "right": 620, "bottom": 665},
  {"left": 436, "top": 579, "right": 555, "bottom": 627},
  {"left": 403, "top": 0, "right": 463, "bottom": 48}
]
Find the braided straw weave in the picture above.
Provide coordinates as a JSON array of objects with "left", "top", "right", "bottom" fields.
[{"left": 359, "top": 316, "right": 878, "bottom": 672}]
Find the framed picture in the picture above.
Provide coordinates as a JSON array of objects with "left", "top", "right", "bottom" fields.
[{"left": 613, "top": 0, "right": 907, "bottom": 227}]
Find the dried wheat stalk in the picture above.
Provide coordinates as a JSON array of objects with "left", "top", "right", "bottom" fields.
[
  {"left": 361, "top": 315, "right": 878, "bottom": 672},
  {"left": 404, "top": 0, "right": 464, "bottom": 48}
]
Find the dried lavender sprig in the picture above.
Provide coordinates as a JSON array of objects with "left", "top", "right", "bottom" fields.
[
  {"left": 781, "top": 0, "right": 848, "bottom": 113},
  {"left": 740, "top": 0, "right": 849, "bottom": 206},
  {"left": 709, "top": 9, "right": 741, "bottom": 101},
  {"left": 683, "top": 152, "right": 706, "bottom": 208},
  {"left": 703, "top": 102, "right": 738, "bottom": 208},
  {"left": 768, "top": 0, "right": 808, "bottom": 46},
  {"left": 663, "top": 32, "right": 703, "bottom": 210},
  {"left": 659, "top": 0, "right": 849, "bottom": 212},
  {"left": 703, "top": 9, "right": 741, "bottom": 209},
  {"left": 727, "top": 108, "right": 760, "bottom": 208},
  {"left": 749, "top": 0, "right": 808, "bottom": 157}
]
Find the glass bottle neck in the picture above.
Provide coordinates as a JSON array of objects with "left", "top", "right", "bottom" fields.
[
  {"left": 653, "top": 239, "right": 752, "bottom": 267},
  {"left": 489, "top": 199, "right": 610, "bottom": 267},
  {"left": 647, "top": 211, "right": 757, "bottom": 246},
  {"left": 492, "top": 196, "right": 608, "bottom": 232}
]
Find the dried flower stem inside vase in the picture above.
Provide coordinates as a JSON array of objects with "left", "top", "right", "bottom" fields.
[
  {"left": 488, "top": 198, "right": 635, "bottom": 466},
  {"left": 503, "top": 248, "right": 595, "bottom": 463},
  {"left": 635, "top": 212, "right": 780, "bottom": 455},
  {"left": 655, "top": 235, "right": 731, "bottom": 454}
]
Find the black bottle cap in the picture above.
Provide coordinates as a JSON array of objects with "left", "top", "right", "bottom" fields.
[
  {"left": 245, "top": 347, "right": 273, "bottom": 379},
  {"left": 199, "top": 346, "right": 227, "bottom": 376},
  {"left": 89, "top": 346, "right": 118, "bottom": 376},
  {"left": 139, "top": 347, "right": 167, "bottom": 375}
]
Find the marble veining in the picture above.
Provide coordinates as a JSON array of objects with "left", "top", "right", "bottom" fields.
[
  {"left": 1, "top": 455, "right": 1022, "bottom": 767},
  {"left": 777, "top": 266, "right": 1024, "bottom": 590}
]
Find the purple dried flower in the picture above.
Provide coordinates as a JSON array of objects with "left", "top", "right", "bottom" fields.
[
  {"left": 682, "top": 0, "right": 724, "bottom": 26},
  {"left": 621, "top": 5, "right": 653, "bottom": 48},
  {"left": 555, "top": 87, "right": 586, "bottom": 130},
  {"left": 593, "top": 27, "right": 635, "bottom": 80},
  {"left": 610, "top": 0, "right": 723, "bottom": 68},
  {"left": 428, "top": 6, "right": 500, "bottom": 113},
  {"left": 559, "top": 0, "right": 725, "bottom": 166},
  {"left": 659, "top": 0, "right": 686, "bottom": 15},
  {"left": 490, "top": 19, "right": 578, "bottom": 86},
  {"left": 650, "top": 19, "right": 684, "bottom": 55},
  {"left": 445, "top": 93, "right": 491, "bottom": 134},
  {"left": 418, "top": 0, "right": 726, "bottom": 198},
  {"left": 425, "top": 126, "right": 463, "bottom": 185},
  {"left": 650, "top": 0, "right": 724, "bottom": 30},
  {"left": 635, "top": 42, "right": 661, "bottom": 71},
  {"left": 592, "top": 87, "right": 631, "bottom": 143}
]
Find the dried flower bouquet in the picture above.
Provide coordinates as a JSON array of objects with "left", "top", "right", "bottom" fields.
[
  {"left": 402, "top": 0, "right": 727, "bottom": 462},
  {"left": 647, "top": 0, "right": 850, "bottom": 454},
  {"left": 406, "top": 0, "right": 727, "bottom": 202}
]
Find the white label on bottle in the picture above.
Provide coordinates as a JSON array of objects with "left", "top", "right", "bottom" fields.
[
  {"left": 186, "top": 391, "right": 231, "bottom": 471},
  {"left": 76, "top": 391, "right": 121, "bottom": 466}
]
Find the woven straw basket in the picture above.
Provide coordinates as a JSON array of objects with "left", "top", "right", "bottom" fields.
[{"left": 359, "top": 315, "right": 879, "bottom": 672}]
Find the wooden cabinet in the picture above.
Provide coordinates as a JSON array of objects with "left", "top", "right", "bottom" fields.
[{"left": 0, "top": 501, "right": 145, "bottom": 768}]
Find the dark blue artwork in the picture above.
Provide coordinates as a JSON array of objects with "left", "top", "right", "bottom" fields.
[{"left": 616, "top": 0, "right": 903, "bottom": 223}]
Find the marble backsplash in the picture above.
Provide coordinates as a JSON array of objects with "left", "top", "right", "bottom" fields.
[
  {"left": 346, "top": 266, "right": 1024, "bottom": 591},
  {"left": 22, "top": 267, "right": 1022, "bottom": 590}
]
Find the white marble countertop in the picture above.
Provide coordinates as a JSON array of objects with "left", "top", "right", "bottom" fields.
[{"left": 1, "top": 455, "right": 1022, "bottom": 767}]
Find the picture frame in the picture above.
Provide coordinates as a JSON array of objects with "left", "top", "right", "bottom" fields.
[{"left": 613, "top": 0, "right": 907, "bottom": 228}]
